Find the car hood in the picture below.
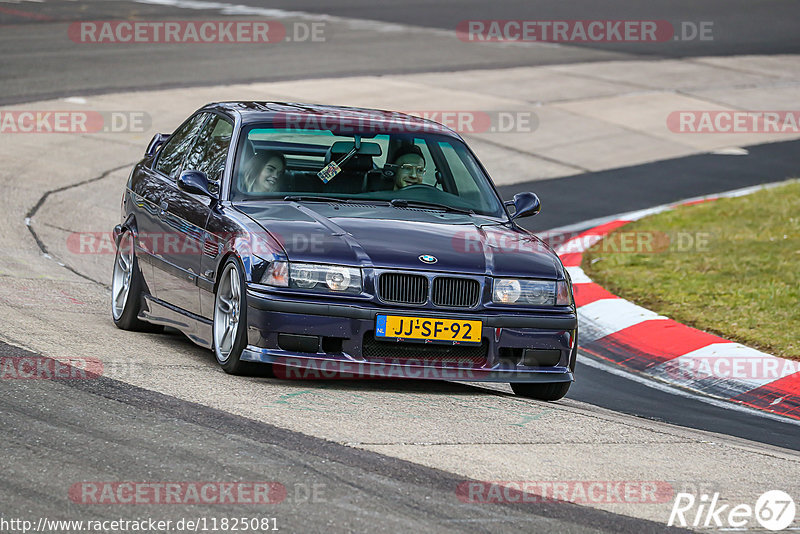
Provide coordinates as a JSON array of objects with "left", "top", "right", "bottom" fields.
[{"left": 236, "top": 202, "right": 562, "bottom": 279}]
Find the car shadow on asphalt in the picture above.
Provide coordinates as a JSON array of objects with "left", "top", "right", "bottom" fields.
[{"left": 157, "top": 326, "right": 502, "bottom": 397}]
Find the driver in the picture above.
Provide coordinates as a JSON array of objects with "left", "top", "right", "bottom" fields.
[{"left": 389, "top": 145, "right": 426, "bottom": 190}]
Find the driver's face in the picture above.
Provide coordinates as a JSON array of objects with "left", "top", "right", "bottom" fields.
[{"left": 393, "top": 154, "right": 425, "bottom": 190}]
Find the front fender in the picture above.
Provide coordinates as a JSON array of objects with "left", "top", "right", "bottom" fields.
[{"left": 113, "top": 214, "right": 138, "bottom": 246}]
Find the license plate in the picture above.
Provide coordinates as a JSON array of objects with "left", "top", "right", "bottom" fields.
[{"left": 375, "top": 315, "right": 482, "bottom": 344}]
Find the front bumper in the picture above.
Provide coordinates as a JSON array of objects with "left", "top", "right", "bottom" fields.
[{"left": 242, "top": 288, "right": 577, "bottom": 383}]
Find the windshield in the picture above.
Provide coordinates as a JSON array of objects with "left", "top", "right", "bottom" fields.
[{"left": 230, "top": 125, "right": 506, "bottom": 218}]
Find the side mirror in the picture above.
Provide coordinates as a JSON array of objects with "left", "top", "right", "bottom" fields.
[
  {"left": 145, "top": 133, "right": 170, "bottom": 157},
  {"left": 506, "top": 192, "right": 541, "bottom": 219},
  {"left": 178, "top": 170, "right": 213, "bottom": 198}
]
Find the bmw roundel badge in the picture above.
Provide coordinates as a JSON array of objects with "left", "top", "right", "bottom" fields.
[{"left": 419, "top": 254, "right": 438, "bottom": 264}]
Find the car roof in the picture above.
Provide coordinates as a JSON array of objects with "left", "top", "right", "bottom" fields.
[{"left": 199, "top": 101, "right": 463, "bottom": 139}]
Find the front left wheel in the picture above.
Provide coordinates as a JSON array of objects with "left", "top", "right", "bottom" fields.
[{"left": 213, "top": 259, "right": 250, "bottom": 374}]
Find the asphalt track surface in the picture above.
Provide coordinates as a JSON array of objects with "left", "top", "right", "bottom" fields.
[
  {"left": 2, "top": 0, "right": 799, "bottom": 530},
  {"left": 3, "top": 340, "right": 686, "bottom": 534},
  {"left": 502, "top": 139, "right": 800, "bottom": 232},
  {"left": 175, "top": 0, "right": 800, "bottom": 57},
  {"left": 237, "top": 0, "right": 800, "bottom": 53},
  {"left": 2, "top": 0, "right": 800, "bottom": 104}
]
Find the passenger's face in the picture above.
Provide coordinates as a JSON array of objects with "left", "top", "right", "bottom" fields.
[
  {"left": 257, "top": 157, "right": 284, "bottom": 190},
  {"left": 393, "top": 154, "right": 425, "bottom": 190}
]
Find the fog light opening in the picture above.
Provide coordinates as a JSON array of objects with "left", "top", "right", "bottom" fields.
[{"left": 521, "top": 349, "right": 562, "bottom": 367}]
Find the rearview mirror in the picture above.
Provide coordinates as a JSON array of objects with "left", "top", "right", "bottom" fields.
[
  {"left": 328, "top": 140, "right": 382, "bottom": 157},
  {"left": 506, "top": 192, "right": 541, "bottom": 219}
]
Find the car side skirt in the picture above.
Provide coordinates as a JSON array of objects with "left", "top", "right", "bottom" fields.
[{"left": 139, "top": 295, "right": 213, "bottom": 349}]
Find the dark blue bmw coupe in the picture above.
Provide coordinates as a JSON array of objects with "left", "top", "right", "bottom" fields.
[{"left": 111, "top": 102, "right": 577, "bottom": 400}]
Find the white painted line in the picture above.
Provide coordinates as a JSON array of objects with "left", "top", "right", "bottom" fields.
[
  {"left": 711, "top": 147, "right": 749, "bottom": 156},
  {"left": 565, "top": 266, "right": 592, "bottom": 284},
  {"left": 555, "top": 233, "right": 604, "bottom": 255},
  {"left": 578, "top": 352, "right": 800, "bottom": 426},
  {"left": 578, "top": 298, "right": 667, "bottom": 344},
  {"left": 619, "top": 206, "right": 671, "bottom": 222}
]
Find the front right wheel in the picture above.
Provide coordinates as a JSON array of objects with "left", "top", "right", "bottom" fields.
[{"left": 111, "top": 230, "right": 157, "bottom": 332}]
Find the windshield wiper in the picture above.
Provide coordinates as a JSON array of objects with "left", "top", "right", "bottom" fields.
[
  {"left": 283, "top": 195, "right": 352, "bottom": 203},
  {"left": 284, "top": 196, "right": 394, "bottom": 207},
  {"left": 390, "top": 198, "right": 474, "bottom": 215}
]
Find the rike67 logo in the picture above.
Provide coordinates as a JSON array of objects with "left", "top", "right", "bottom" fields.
[{"left": 669, "top": 490, "right": 796, "bottom": 531}]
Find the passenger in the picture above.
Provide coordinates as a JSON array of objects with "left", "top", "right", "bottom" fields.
[
  {"left": 242, "top": 150, "right": 286, "bottom": 193},
  {"left": 389, "top": 145, "right": 426, "bottom": 190}
]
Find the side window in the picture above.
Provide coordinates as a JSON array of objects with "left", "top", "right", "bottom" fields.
[
  {"left": 184, "top": 115, "right": 233, "bottom": 195},
  {"left": 154, "top": 113, "right": 209, "bottom": 181}
]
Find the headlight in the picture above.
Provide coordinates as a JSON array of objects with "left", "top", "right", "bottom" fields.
[
  {"left": 261, "top": 261, "right": 361, "bottom": 294},
  {"left": 493, "top": 278, "right": 571, "bottom": 306}
]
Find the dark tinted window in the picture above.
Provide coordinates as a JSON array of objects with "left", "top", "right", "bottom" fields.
[
  {"left": 185, "top": 115, "right": 233, "bottom": 195},
  {"left": 154, "top": 113, "right": 208, "bottom": 181}
]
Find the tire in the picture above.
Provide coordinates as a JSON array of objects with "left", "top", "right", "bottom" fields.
[
  {"left": 213, "top": 258, "right": 252, "bottom": 375},
  {"left": 511, "top": 381, "right": 571, "bottom": 401},
  {"left": 111, "top": 230, "right": 160, "bottom": 332}
]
